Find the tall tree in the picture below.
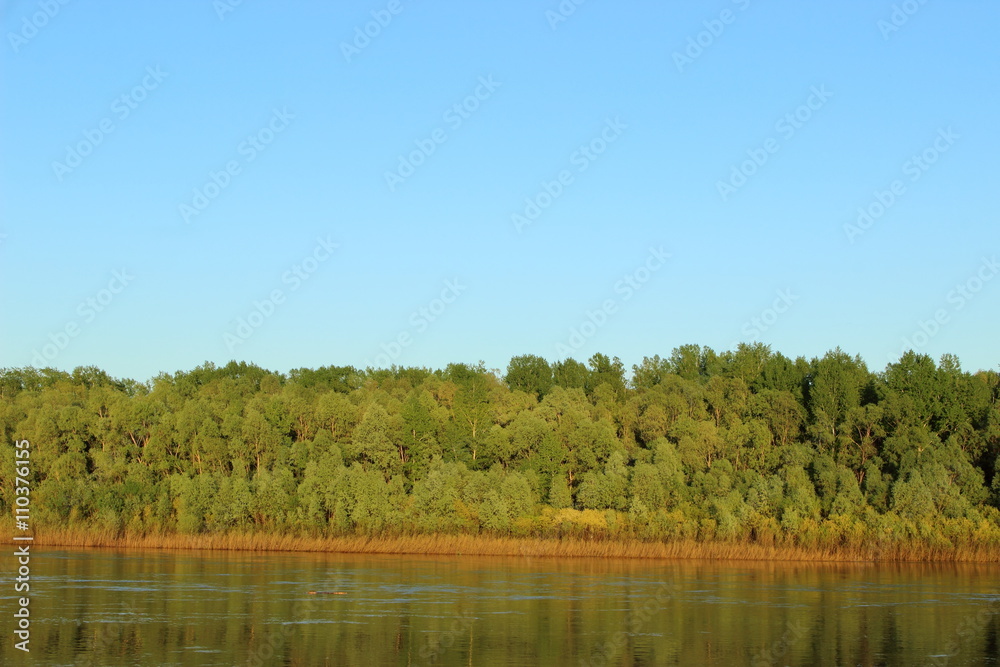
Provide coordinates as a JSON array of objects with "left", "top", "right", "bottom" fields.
[
  {"left": 504, "top": 355, "right": 554, "bottom": 398},
  {"left": 350, "top": 403, "right": 401, "bottom": 477}
]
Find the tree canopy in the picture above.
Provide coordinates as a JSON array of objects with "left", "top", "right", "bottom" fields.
[{"left": 2, "top": 346, "right": 999, "bottom": 552}]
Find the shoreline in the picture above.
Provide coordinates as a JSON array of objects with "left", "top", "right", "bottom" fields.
[{"left": 20, "top": 527, "right": 1000, "bottom": 563}]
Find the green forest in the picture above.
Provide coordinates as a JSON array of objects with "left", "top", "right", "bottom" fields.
[{"left": 3, "top": 344, "right": 1000, "bottom": 556}]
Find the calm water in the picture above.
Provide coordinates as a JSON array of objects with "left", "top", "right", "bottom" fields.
[{"left": 1, "top": 548, "right": 998, "bottom": 666}]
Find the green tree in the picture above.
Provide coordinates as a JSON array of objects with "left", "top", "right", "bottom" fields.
[
  {"left": 577, "top": 451, "right": 629, "bottom": 511},
  {"left": 630, "top": 462, "right": 666, "bottom": 510},
  {"left": 552, "top": 358, "right": 588, "bottom": 389},
  {"left": 668, "top": 344, "right": 706, "bottom": 382},
  {"left": 350, "top": 403, "right": 402, "bottom": 477},
  {"left": 586, "top": 353, "right": 626, "bottom": 397},
  {"left": 632, "top": 355, "right": 671, "bottom": 390},
  {"left": 505, "top": 355, "right": 554, "bottom": 398},
  {"left": 548, "top": 472, "right": 573, "bottom": 509}
]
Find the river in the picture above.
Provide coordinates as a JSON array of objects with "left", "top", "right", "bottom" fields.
[{"left": 2, "top": 548, "right": 998, "bottom": 665}]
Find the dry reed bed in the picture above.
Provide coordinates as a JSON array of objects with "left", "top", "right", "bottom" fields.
[{"left": 21, "top": 527, "right": 1000, "bottom": 563}]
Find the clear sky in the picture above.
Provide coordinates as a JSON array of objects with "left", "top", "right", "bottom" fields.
[{"left": 2, "top": 0, "right": 998, "bottom": 381}]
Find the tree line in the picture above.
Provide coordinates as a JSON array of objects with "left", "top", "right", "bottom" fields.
[{"left": 2, "top": 344, "right": 999, "bottom": 552}]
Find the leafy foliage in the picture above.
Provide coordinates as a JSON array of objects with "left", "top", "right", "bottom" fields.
[{"left": 2, "top": 347, "right": 999, "bottom": 549}]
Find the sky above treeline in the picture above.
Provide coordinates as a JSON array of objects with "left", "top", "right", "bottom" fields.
[{"left": 1, "top": 1, "right": 998, "bottom": 381}]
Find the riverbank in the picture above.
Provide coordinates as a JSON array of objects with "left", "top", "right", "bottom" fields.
[{"left": 21, "top": 527, "right": 1000, "bottom": 562}]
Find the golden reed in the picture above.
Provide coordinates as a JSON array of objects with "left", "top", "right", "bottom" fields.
[{"left": 19, "top": 526, "right": 1000, "bottom": 563}]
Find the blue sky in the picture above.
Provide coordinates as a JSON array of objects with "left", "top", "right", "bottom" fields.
[{"left": 2, "top": 0, "right": 998, "bottom": 381}]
